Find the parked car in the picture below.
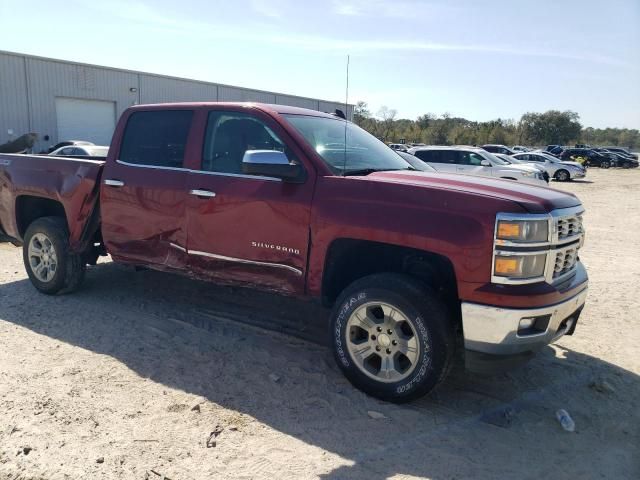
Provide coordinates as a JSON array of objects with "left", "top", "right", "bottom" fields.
[
  {"left": 512, "top": 151, "right": 587, "bottom": 181},
  {"left": 559, "top": 148, "right": 614, "bottom": 168},
  {"left": 481, "top": 144, "right": 516, "bottom": 155},
  {"left": 49, "top": 145, "right": 109, "bottom": 158},
  {"left": 603, "top": 146, "right": 638, "bottom": 160},
  {"left": 494, "top": 153, "right": 549, "bottom": 183},
  {"left": 511, "top": 145, "right": 530, "bottom": 152},
  {"left": 545, "top": 145, "right": 564, "bottom": 155},
  {"left": 0, "top": 102, "right": 588, "bottom": 403},
  {"left": 593, "top": 148, "right": 639, "bottom": 168},
  {"left": 388, "top": 143, "right": 409, "bottom": 152},
  {"left": 409, "top": 146, "right": 547, "bottom": 186},
  {"left": 46, "top": 140, "right": 95, "bottom": 154}
]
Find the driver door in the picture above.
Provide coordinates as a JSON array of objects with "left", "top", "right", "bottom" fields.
[
  {"left": 455, "top": 152, "right": 490, "bottom": 176},
  {"left": 185, "top": 109, "right": 314, "bottom": 294}
]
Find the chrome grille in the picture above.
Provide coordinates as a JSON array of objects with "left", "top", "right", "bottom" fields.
[
  {"left": 557, "top": 214, "right": 583, "bottom": 241},
  {"left": 553, "top": 247, "right": 578, "bottom": 278}
]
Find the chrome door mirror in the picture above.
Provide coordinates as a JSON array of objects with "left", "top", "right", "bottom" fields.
[{"left": 242, "top": 150, "right": 303, "bottom": 181}]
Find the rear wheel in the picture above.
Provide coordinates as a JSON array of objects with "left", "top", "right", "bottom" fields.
[
  {"left": 555, "top": 169, "right": 570, "bottom": 182},
  {"left": 601, "top": 161, "right": 610, "bottom": 169},
  {"left": 23, "top": 217, "right": 85, "bottom": 295},
  {"left": 330, "top": 273, "right": 455, "bottom": 403}
]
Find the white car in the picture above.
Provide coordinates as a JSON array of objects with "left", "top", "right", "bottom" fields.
[
  {"left": 494, "top": 153, "right": 549, "bottom": 183},
  {"left": 408, "top": 146, "right": 548, "bottom": 186},
  {"left": 512, "top": 151, "right": 586, "bottom": 182},
  {"left": 49, "top": 145, "right": 109, "bottom": 158}
]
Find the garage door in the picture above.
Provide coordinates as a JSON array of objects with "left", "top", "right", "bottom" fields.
[{"left": 55, "top": 98, "right": 116, "bottom": 146}]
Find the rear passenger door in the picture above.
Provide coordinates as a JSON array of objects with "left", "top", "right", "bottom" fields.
[{"left": 101, "top": 109, "right": 194, "bottom": 270}]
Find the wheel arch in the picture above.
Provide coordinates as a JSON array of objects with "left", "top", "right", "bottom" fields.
[
  {"left": 15, "top": 195, "right": 68, "bottom": 238},
  {"left": 321, "top": 238, "right": 460, "bottom": 322}
]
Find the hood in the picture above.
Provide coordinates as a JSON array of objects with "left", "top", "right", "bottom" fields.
[{"left": 362, "top": 170, "right": 581, "bottom": 214}]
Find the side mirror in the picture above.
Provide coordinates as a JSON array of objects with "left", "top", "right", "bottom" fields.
[
  {"left": 242, "top": 150, "right": 303, "bottom": 182},
  {"left": 481, "top": 159, "right": 491, "bottom": 167}
]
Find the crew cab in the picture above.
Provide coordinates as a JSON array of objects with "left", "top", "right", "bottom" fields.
[{"left": 0, "top": 102, "right": 589, "bottom": 403}]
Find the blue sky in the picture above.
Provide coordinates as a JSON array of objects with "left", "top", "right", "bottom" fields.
[{"left": 1, "top": 0, "right": 638, "bottom": 128}]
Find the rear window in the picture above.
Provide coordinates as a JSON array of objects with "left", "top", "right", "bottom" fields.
[{"left": 119, "top": 110, "right": 193, "bottom": 168}]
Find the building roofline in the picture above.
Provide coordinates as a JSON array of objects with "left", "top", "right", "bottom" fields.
[{"left": 0, "top": 49, "right": 354, "bottom": 110}]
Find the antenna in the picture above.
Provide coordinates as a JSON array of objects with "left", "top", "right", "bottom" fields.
[{"left": 342, "top": 55, "right": 350, "bottom": 176}]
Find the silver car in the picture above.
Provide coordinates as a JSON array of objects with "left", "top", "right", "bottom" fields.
[
  {"left": 408, "top": 146, "right": 547, "bottom": 186},
  {"left": 512, "top": 151, "right": 586, "bottom": 182}
]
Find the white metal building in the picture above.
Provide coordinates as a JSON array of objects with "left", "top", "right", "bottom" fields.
[{"left": 0, "top": 50, "right": 353, "bottom": 153}]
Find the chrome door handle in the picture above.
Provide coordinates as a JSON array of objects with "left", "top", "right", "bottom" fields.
[
  {"left": 104, "top": 179, "right": 125, "bottom": 187},
  {"left": 190, "top": 189, "right": 216, "bottom": 198}
]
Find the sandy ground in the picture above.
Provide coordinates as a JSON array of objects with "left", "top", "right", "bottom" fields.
[{"left": 0, "top": 169, "right": 639, "bottom": 480}]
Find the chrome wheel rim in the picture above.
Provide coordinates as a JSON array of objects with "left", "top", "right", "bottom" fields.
[
  {"left": 346, "top": 302, "right": 421, "bottom": 383},
  {"left": 28, "top": 233, "right": 58, "bottom": 283}
]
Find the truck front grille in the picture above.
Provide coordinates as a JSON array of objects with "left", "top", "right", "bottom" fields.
[
  {"left": 553, "top": 246, "right": 579, "bottom": 278},
  {"left": 557, "top": 214, "right": 583, "bottom": 241}
]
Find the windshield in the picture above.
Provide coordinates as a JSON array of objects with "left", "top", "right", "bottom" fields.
[
  {"left": 481, "top": 150, "right": 509, "bottom": 165},
  {"left": 283, "top": 114, "right": 411, "bottom": 174}
]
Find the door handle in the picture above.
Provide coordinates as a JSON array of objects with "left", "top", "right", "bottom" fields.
[
  {"left": 104, "top": 179, "right": 125, "bottom": 187},
  {"left": 190, "top": 189, "right": 216, "bottom": 198}
]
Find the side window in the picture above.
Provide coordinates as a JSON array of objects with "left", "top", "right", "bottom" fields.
[
  {"left": 71, "top": 148, "right": 86, "bottom": 156},
  {"left": 60, "top": 147, "right": 75, "bottom": 155},
  {"left": 202, "top": 111, "right": 294, "bottom": 174},
  {"left": 468, "top": 153, "right": 485, "bottom": 166},
  {"left": 415, "top": 150, "right": 433, "bottom": 162},
  {"left": 439, "top": 150, "right": 458, "bottom": 164},
  {"left": 119, "top": 110, "right": 193, "bottom": 168}
]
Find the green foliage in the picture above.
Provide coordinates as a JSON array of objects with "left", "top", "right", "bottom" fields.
[{"left": 353, "top": 103, "right": 639, "bottom": 149}]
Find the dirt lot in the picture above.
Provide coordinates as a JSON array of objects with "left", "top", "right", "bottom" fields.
[{"left": 0, "top": 169, "right": 638, "bottom": 480}]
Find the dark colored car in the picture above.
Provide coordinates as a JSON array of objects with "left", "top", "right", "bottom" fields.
[
  {"left": 482, "top": 144, "right": 516, "bottom": 155},
  {"left": 0, "top": 102, "right": 588, "bottom": 403},
  {"left": 559, "top": 148, "right": 614, "bottom": 168},
  {"left": 604, "top": 146, "right": 638, "bottom": 160}
]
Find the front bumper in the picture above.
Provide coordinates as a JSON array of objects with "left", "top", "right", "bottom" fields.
[
  {"left": 461, "top": 287, "right": 588, "bottom": 357},
  {"left": 571, "top": 170, "right": 587, "bottom": 179}
]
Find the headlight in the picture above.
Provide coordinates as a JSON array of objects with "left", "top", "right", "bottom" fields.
[
  {"left": 521, "top": 171, "right": 535, "bottom": 177},
  {"left": 496, "top": 219, "right": 549, "bottom": 244},
  {"left": 494, "top": 253, "right": 547, "bottom": 279}
]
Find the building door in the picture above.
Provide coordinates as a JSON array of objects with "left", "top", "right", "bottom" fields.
[{"left": 55, "top": 97, "right": 116, "bottom": 145}]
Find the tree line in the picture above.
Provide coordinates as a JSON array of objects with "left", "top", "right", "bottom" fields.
[{"left": 353, "top": 101, "right": 640, "bottom": 149}]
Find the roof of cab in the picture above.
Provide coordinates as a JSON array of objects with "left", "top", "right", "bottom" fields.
[{"left": 128, "top": 102, "right": 340, "bottom": 119}]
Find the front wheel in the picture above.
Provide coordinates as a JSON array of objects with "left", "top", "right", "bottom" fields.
[
  {"left": 23, "top": 217, "right": 86, "bottom": 295},
  {"left": 330, "top": 273, "right": 455, "bottom": 403},
  {"left": 555, "top": 169, "right": 570, "bottom": 182},
  {"left": 601, "top": 161, "right": 610, "bottom": 169}
]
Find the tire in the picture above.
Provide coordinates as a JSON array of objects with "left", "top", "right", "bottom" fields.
[
  {"left": 23, "top": 216, "right": 86, "bottom": 295},
  {"left": 330, "top": 273, "right": 455, "bottom": 403},
  {"left": 601, "top": 161, "right": 610, "bottom": 169},
  {"left": 555, "top": 169, "right": 570, "bottom": 182},
  {"left": 623, "top": 162, "right": 631, "bottom": 169}
]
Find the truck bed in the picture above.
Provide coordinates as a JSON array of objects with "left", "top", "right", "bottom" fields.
[{"left": 0, "top": 153, "right": 105, "bottom": 249}]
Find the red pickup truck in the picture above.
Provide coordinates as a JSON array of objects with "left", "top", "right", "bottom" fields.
[{"left": 0, "top": 102, "right": 588, "bottom": 402}]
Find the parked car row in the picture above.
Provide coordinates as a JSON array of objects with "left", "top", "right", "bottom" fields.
[{"left": 546, "top": 145, "right": 638, "bottom": 168}]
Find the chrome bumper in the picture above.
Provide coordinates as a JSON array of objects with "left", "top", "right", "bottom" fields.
[{"left": 461, "top": 288, "right": 588, "bottom": 356}]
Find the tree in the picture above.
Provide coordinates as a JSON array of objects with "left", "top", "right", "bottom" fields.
[
  {"left": 377, "top": 106, "right": 397, "bottom": 141},
  {"left": 353, "top": 101, "right": 371, "bottom": 126}
]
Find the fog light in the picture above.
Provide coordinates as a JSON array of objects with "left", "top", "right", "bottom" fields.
[
  {"left": 517, "top": 314, "right": 551, "bottom": 336},
  {"left": 518, "top": 318, "right": 536, "bottom": 330}
]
